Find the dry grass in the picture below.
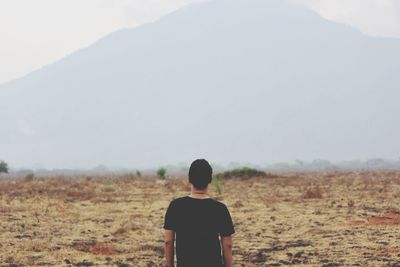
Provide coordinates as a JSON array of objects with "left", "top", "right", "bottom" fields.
[
  {"left": 1, "top": 172, "right": 400, "bottom": 266},
  {"left": 302, "top": 186, "right": 324, "bottom": 199}
]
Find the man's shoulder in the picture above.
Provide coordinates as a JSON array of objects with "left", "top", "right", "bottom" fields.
[
  {"left": 169, "top": 196, "right": 229, "bottom": 208},
  {"left": 169, "top": 196, "right": 189, "bottom": 205},
  {"left": 212, "top": 199, "right": 229, "bottom": 209},
  {"left": 170, "top": 196, "right": 226, "bottom": 205}
]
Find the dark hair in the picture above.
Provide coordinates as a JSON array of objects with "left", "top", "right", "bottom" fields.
[{"left": 188, "top": 159, "right": 212, "bottom": 189}]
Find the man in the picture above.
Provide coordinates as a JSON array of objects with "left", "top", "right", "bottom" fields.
[{"left": 163, "top": 159, "right": 235, "bottom": 267}]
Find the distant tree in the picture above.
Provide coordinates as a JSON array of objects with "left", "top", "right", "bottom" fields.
[
  {"left": 136, "top": 170, "right": 142, "bottom": 177},
  {"left": 157, "top": 168, "right": 167, "bottom": 180},
  {"left": 0, "top": 161, "right": 8, "bottom": 175}
]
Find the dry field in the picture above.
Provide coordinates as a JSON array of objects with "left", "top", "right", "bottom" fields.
[{"left": 1, "top": 171, "right": 400, "bottom": 267}]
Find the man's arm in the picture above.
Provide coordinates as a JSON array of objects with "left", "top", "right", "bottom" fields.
[
  {"left": 221, "top": 235, "right": 233, "bottom": 267},
  {"left": 164, "top": 229, "right": 175, "bottom": 267}
]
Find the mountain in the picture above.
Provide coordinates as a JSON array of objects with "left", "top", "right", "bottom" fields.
[{"left": 1, "top": 0, "right": 400, "bottom": 169}]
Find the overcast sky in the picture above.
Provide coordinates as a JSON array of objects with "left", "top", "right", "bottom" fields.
[{"left": 0, "top": 0, "right": 399, "bottom": 85}]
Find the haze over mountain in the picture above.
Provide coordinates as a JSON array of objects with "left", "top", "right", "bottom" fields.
[{"left": 1, "top": 0, "right": 399, "bottom": 169}]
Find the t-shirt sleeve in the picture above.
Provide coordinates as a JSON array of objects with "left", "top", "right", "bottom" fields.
[
  {"left": 219, "top": 204, "right": 235, "bottom": 237},
  {"left": 163, "top": 201, "right": 177, "bottom": 230}
]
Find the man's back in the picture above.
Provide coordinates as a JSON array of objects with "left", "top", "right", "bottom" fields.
[{"left": 164, "top": 196, "right": 235, "bottom": 267}]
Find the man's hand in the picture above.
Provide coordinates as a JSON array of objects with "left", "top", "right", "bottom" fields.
[
  {"left": 164, "top": 229, "right": 175, "bottom": 267},
  {"left": 221, "top": 235, "right": 233, "bottom": 267}
]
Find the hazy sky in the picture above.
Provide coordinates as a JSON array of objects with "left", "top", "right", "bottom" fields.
[
  {"left": 0, "top": 0, "right": 399, "bottom": 85},
  {"left": 298, "top": 0, "right": 400, "bottom": 38}
]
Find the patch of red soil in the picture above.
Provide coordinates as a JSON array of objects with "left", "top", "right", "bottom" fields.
[
  {"left": 89, "top": 242, "right": 117, "bottom": 255},
  {"left": 368, "top": 211, "right": 400, "bottom": 226},
  {"left": 350, "top": 220, "right": 366, "bottom": 225},
  {"left": 376, "top": 247, "right": 400, "bottom": 256}
]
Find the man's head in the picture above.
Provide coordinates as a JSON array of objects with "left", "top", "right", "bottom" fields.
[{"left": 188, "top": 159, "right": 213, "bottom": 190}]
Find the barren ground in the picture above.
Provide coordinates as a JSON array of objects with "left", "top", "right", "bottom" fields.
[{"left": 1, "top": 171, "right": 400, "bottom": 266}]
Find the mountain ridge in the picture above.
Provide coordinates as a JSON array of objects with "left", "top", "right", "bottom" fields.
[{"left": 1, "top": 0, "right": 399, "bottom": 168}]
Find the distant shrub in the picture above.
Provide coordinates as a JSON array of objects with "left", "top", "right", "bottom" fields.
[
  {"left": 125, "top": 172, "right": 136, "bottom": 180},
  {"left": 136, "top": 170, "right": 142, "bottom": 177},
  {"left": 220, "top": 167, "right": 272, "bottom": 179},
  {"left": 0, "top": 160, "right": 8, "bottom": 175},
  {"left": 157, "top": 168, "right": 167, "bottom": 180},
  {"left": 302, "top": 186, "right": 323, "bottom": 199},
  {"left": 212, "top": 174, "right": 223, "bottom": 195},
  {"left": 348, "top": 199, "right": 355, "bottom": 208},
  {"left": 24, "top": 172, "right": 35, "bottom": 182},
  {"left": 103, "top": 185, "right": 116, "bottom": 193},
  {"left": 348, "top": 199, "right": 355, "bottom": 214},
  {"left": 103, "top": 179, "right": 113, "bottom": 186}
]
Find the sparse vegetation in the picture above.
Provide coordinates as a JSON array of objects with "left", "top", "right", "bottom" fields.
[
  {"left": 348, "top": 199, "right": 355, "bottom": 214},
  {"left": 0, "top": 171, "right": 399, "bottom": 266},
  {"left": 103, "top": 185, "right": 116, "bottom": 193},
  {"left": 157, "top": 168, "right": 167, "bottom": 180},
  {"left": 220, "top": 167, "right": 276, "bottom": 179},
  {"left": 212, "top": 174, "right": 223, "bottom": 195},
  {"left": 125, "top": 172, "right": 136, "bottom": 180},
  {"left": 302, "top": 185, "right": 323, "bottom": 199},
  {"left": 24, "top": 172, "right": 35, "bottom": 182}
]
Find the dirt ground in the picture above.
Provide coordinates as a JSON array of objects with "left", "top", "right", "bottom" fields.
[{"left": 1, "top": 171, "right": 400, "bottom": 266}]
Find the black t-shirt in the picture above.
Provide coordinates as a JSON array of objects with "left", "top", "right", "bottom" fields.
[{"left": 163, "top": 196, "right": 235, "bottom": 267}]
